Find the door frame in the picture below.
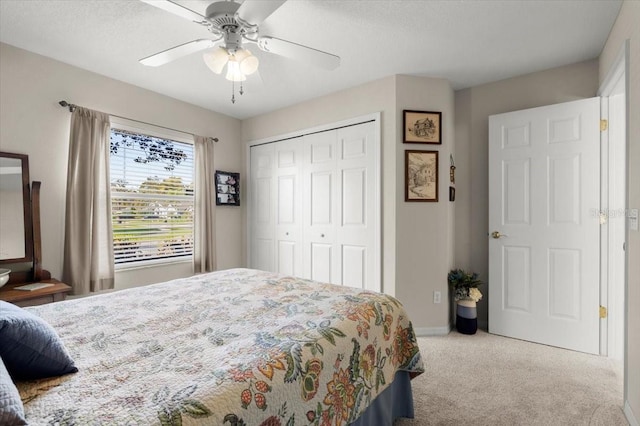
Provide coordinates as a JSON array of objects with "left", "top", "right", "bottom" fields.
[
  {"left": 597, "top": 39, "right": 630, "bottom": 414},
  {"left": 598, "top": 45, "right": 627, "bottom": 358},
  {"left": 245, "top": 112, "right": 382, "bottom": 287}
]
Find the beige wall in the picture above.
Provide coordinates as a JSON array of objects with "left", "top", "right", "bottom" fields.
[
  {"left": 599, "top": 1, "right": 640, "bottom": 422},
  {"left": 0, "top": 43, "right": 243, "bottom": 288},
  {"left": 242, "top": 75, "right": 455, "bottom": 331},
  {"left": 454, "top": 59, "right": 599, "bottom": 326},
  {"left": 395, "top": 75, "right": 455, "bottom": 332}
]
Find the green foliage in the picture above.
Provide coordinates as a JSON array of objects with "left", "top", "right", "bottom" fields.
[
  {"left": 111, "top": 174, "right": 194, "bottom": 262},
  {"left": 448, "top": 268, "right": 484, "bottom": 301},
  {"left": 448, "top": 269, "right": 482, "bottom": 288},
  {"left": 111, "top": 129, "right": 187, "bottom": 171}
]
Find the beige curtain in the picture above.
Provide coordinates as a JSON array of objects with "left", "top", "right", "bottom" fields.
[
  {"left": 193, "top": 135, "right": 216, "bottom": 273},
  {"left": 62, "top": 107, "right": 114, "bottom": 294}
]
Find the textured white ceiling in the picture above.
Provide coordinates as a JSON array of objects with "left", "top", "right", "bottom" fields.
[{"left": 0, "top": 0, "right": 622, "bottom": 119}]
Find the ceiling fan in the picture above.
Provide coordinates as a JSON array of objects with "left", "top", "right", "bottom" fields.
[{"left": 139, "top": 0, "right": 341, "bottom": 102}]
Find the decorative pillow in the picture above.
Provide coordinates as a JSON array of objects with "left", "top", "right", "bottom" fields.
[
  {"left": 0, "top": 301, "right": 78, "bottom": 380},
  {"left": 0, "top": 356, "right": 27, "bottom": 425}
]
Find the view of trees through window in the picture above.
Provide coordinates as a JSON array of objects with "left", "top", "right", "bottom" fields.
[{"left": 110, "top": 129, "right": 194, "bottom": 264}]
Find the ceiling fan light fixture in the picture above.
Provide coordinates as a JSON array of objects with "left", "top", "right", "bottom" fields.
[
  {"left": 234, "top": 48, "right": 251, "bottom": 62},
  {"left": 225, "top": 58, "right": 247, "bottom": 82},
  {"left": 240, "top": 55, "right": 259, "bottom": 76},
  {"left": 231, "top": 48, "right": 259, "bottom": 76},
  {"left": 203, "top": 47, "right": 229, "bottom": 74}
]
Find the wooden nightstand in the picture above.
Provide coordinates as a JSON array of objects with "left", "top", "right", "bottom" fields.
[{"left": 0, "top": 279, "right": 72, "bottom": 307}]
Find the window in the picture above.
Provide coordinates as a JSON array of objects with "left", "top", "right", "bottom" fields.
[{"left": 110, "top": 127, "right": 194, "bottom": 266}]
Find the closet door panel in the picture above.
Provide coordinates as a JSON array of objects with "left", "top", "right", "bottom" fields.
[
  {"left": 311, "top": 172, "right": 333, "bottom": 224},
  {"left": 303, "top": 131, "right": 338, "bottom": 282},
  {"left": 277, "top": 240, "right": 296, "bottom": 275},
  {"left": 275, "top": 140, "right": 302, "bottom": 276},
  {"left": 342, "top": 168, "right": 366, "bottom": 225},
  {"left": 310, "top": 243, "right": 333, "bottom": 283},
  {"left": 336, "top": 122, "right": 378, "bottom": 291},
  {"left": 255, "top": 238, "right": 274, "bottom": 272},
  {"left": 342, "top": 244, "right": 366, "bottom": 289},
  {"left": 250, "top": 144, "right": 275, "bottom": 271}
]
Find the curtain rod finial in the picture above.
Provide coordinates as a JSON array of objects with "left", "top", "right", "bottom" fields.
[{"left": 59, "top": 100, "right": 76, "bottom": 112}]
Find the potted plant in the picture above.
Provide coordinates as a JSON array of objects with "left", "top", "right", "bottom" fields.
[{"left": 448, "top": 269, "right": 484, "bottom": 334}]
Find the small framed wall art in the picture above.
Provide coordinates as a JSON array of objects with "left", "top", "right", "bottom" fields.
[
  {"left": 405, "top": 150, "right": 439, "bottom": 202},
  {"left": 215, "top": 170, "right": 240, "bottom": 206},
  {"left": 403, "top": 110, "right": 442, "bottom": 144}
]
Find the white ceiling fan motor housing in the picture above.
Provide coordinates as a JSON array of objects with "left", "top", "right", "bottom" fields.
[{"left": 205, "top": 1, "right": 252, "bottom": 53}]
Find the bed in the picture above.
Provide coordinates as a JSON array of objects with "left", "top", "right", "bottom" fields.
[{"left": 11, "top": 268, "right": 424, "bottom": 425}]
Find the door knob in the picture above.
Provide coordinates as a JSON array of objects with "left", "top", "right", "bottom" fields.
[
  {"left": 491, "top": 231, "right": 507, "bottom": 239},
  {"left": 321, "top": 234, "right": 325, "bottom": 238}
]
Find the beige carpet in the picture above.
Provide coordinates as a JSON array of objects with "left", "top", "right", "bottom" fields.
[{"left": 396, "top": 330, "right": 628, "bottom": 426}]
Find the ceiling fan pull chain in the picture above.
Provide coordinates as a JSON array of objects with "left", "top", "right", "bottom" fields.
[
  {"left": 240, "top": 81, "right": 244, "bottom": 96},
  {"left": 231, "top": 80, "right": 236, "bottom": 104}
]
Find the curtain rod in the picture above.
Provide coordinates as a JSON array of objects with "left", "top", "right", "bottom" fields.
[{"left": 58, "top": 100, "right": 219, "bottom": 143}]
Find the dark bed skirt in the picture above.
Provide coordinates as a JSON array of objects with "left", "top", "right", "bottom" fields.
[{"left": 350, "top": 370, "right": 415, "bottom": 425}]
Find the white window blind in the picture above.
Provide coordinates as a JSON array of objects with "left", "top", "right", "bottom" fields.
[{"left": 110, "top": 128, "right": 194, "bottom": 265}]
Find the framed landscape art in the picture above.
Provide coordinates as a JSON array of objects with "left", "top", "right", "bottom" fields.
[
  {"left": 405, "top": 150, "right": 438, "bottom": 202},
  {"left": 403, "top": 110, "right": 442, "bottom": 144}
]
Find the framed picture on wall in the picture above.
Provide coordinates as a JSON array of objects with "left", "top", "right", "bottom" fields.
[
  {"left": 405, "top": 150, "right": 438, "bottom": 202},
  {"left": 403, "top": 110, "right": 442, "bottom": 144},
  {"left": 215, "top": 171, "right": 240, "bottom": 206}
]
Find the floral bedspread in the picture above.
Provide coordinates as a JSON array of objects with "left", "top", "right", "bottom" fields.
[{"left": 19, "top": 268, "right": 424, "bottom": 425}]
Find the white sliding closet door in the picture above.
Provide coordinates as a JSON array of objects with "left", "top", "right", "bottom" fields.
[{"left": 249, "top": 120, "right": 379, "bottom": 292}]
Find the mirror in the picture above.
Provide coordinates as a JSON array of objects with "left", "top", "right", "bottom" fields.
[{"left": 0, "top": 152, "right": 33, "bottom": 263}]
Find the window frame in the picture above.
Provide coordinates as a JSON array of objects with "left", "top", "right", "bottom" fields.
[{"left": 109, "top": 117, "right": 195, "bottom": 271}]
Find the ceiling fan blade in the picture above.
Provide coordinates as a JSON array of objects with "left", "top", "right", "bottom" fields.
[
  {"left": 258, "top": 36, "right": 340, "bottom": 70},
  {"left": 236, "top": 0, "right": 286, "bottom": 26},
  {"left": 139, "top": 0, "right": 207, "bottom": 24},
  {"left": 140, "top": 39, "right": 218, "bottom": 66}
]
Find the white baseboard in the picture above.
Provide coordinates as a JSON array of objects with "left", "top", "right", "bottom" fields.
[
  {"left": 414, "top": 326, "right": 451, "bottom": 336},
  {"left": 625, "top": 401, "right": 639, "bottom": 426}
]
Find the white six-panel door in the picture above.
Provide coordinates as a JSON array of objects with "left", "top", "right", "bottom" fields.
[
  {"left": 488, "top": 98, "right": 601, "bottom": 354},
  {"left": 249, "top": 120, "right": 379, "bottom": 292}
]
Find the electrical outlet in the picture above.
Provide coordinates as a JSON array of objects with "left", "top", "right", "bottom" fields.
[{"left": 433, "top": 291, "right": 441, "bottom": 304}]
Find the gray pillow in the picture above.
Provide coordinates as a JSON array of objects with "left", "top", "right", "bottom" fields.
[
  {"left": 0, "top": 301, "right": 78, "bottom": 380},
  {"left": 0, "top": 356, "right": 27, "bottom": 425}
]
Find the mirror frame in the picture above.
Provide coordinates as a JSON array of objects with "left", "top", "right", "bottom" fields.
[{"left": 0, "top": 151, "right": 33, "bottom": 264}]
